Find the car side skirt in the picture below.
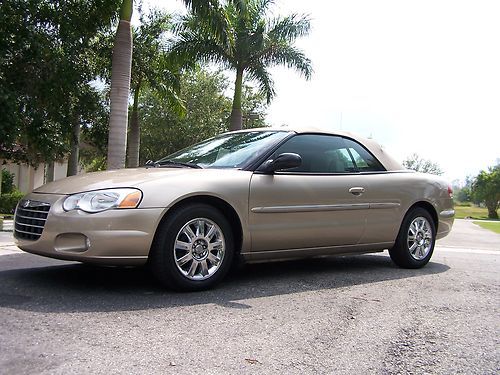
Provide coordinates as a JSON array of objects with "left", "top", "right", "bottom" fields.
[{"left": 241, "top": 242, "right": 393, "bottom": 262}]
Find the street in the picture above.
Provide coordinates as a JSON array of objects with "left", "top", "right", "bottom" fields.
[{"left": 0, "top": 220, "right": 498, "bottom": 374}]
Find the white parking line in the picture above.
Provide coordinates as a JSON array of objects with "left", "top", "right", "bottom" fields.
[
  {"left": 436, "top": 246, "right": 500, "bottom": 255},
  {"left": 0, "top": 246, "right": 23, "bottom": 256}
]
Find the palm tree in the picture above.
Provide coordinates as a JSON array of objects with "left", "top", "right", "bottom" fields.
[
  {"left": 172, "top": 0, "right": 312, "bottom": 131},
  {"left": 107, "top": 0, "right": 226, "bottom": 169},
  {"left": 107, "top": 0, "right": 133, "bottom": 170},
  {"left": 126, "top": 10, "right": 184, "bottom": 168}
]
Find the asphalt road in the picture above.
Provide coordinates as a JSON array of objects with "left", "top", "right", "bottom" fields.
[{"left": 0, "top": 220, "right": 498, "bottom": 374}]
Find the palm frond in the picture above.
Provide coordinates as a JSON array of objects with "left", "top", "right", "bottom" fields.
[
  {"left": 182, "top": 0, "right": 233, "bottom": 48},
  {"left": 268, "top": 14, "right": 311, "bottom": 42},
  {"left": 246, "top": 63, "right": 275, "bottom": 103},
  {"left": 251, "top": 0, "right": 275, "bottom": 18},
  {"left": 260, "top": 42, "right": 312, "bottom": 79},
  {"left": 169, "top": 30, "right": 233, "bottom": 69}
]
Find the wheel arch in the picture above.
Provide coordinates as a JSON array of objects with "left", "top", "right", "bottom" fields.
[
  {"left": 152, "top": 195, "right": 244, "bottom": 257},
  {"left": 406, "top": 201, "right": 439, "bottom": 231}
]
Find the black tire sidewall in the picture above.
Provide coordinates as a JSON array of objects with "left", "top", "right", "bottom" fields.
[
  {"left": 151, "top": 203, "right": 234, "bottom": 291},
  {"left": 390, "top": 207, "right": 436, "bottom": 269}
]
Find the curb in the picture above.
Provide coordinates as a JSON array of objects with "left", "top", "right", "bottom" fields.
[{"left": 0, "top": 220, "right": 13, "bottom": 232}]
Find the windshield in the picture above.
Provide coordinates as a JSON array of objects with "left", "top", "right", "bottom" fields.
[{"left": 157, "top": 131, "right": 290, "bottom": 169}]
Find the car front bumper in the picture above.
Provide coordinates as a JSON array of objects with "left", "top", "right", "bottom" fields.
[{"left": 14, "top": 193, "right": 165, "bottom": 265}]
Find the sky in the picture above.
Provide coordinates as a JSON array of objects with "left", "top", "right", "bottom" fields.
[{"left": 139, "top": 0, "right": 500, "bottom": 183}]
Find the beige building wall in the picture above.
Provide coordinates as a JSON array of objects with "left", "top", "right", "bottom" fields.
[{"left": 1, "top": 159, "right": 70, "bottom": 194}]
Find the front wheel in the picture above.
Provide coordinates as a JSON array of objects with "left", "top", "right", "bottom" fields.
[
  {"left": 149, "top": 203, "right": 234, "bottom": 291},
  {"left": 389, "top": 207, "right": 436, "bottom": 268}
]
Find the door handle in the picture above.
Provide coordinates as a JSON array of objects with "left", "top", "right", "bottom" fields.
[{"left": 349, "top": 187, "right": 365, "bottom": 195}]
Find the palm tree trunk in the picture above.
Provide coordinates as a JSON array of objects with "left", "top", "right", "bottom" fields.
[
  {"left": 107, "top": 0, "right": 133, "bottom": 170},
  {"left": 126, "top": 83, "right": 141, "bottom": 168},
  {"left": 67, "top": 113, "right": 80, "bottom": 176},
  {"left": 229, "top": 67, "right": 244, "bottom": 131}
]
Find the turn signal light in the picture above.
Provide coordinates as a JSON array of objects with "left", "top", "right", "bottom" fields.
[{"left": 118, "top": 191, "right": 142, "bottom": 208}]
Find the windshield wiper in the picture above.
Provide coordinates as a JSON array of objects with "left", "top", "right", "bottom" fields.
[
  {"left": 155, "top": 160, "right": 202, "bottom": 169},
  {"left": 145, "top": 160, "right": 160, "bottom": 168}
]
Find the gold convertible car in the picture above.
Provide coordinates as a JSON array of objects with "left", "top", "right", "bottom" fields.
[{"left": 15, "top": 128, "right": 454, "bottom": 290}]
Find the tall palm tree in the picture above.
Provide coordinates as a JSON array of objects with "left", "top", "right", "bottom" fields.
[
  {"left": 107, "top": 0, "right": 133, "bottom": 170},
  {"left": 126, "top": 10, "right": 184, "bottom": 168},
  {"left": 107, "top": 0, "right": 226, "bottom": 169},
  {"left": 172, "top": 0, "right": 312, "bottom": 131}
]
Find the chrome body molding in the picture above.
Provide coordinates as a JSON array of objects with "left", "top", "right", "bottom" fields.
[
  {"left": 439, "top": 209, "right": 455, "bottom": 218},
  {"left": 251, "top": 203, "right": 369, "bottom": 213},
  {"left": 369, "top": 202, "right": 401, "bottom": 209},
  {"left": 251, "top": 202, "right": 400, "bottom": 214}
]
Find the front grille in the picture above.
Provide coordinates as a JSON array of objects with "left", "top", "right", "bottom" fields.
[{"left": 14, "top": 200, "right": 51, "bottom": 241}]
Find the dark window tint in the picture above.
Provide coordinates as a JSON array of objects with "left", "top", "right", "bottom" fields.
[
  {"left": 271, "top": 134, "right": 354, "bottom": 173},
  {"left": 270, "top": 134, "right": 385, "bottom": 173}
]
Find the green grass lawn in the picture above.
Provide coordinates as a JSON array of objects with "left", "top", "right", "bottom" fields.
[
  {"left": 473, "top": 221, "right": 500, "bottom": 234},
  {"left": 454, "top": 205, "right": 493, "bottom": 220}
]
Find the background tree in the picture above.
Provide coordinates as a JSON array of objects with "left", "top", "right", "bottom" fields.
[
  {"left": 402, "top": 153, "right": 444, "bottom": 175},
  {"left": 127, "top": 10, "right": 184, "bottom": 168},
  {"left": 472, "top": 164, "right": 500, "bottom": 219},
  {"left": 0, "top": 0, "right": 120, "bottom": 174},
  {"left": 139, "top": 67, "right": 268, "bottom": 162},
  {"left": 453, "top": 176, "right": 473, "bottom": 203},
  {"left": 241, "top": 84, "right": 268, "bottom": 128},
  {"left": 171, "top": 0, "right": 312, "bottom": 131}
]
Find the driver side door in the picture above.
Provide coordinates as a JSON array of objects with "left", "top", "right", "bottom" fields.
[{"left": 248, "top": 134, "right": 372, "bottom": 252}]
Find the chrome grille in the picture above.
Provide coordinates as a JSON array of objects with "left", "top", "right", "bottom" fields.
[{"left": 14, "top": 200, "right": 51, "bottom": 241}]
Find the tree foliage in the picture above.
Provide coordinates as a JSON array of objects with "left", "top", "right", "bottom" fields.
[
  {"left": 171, "top": 0, "right": 312, "bottom": 131},
  {"left": 139, "top": 67, "right": 268, "bottom": 163},
  {"left": 472, "top": 164, "right": 500, "bottom": 219},
  {"left": 0, "top": 0, "right": 121, "bottom": 167},
  {"left": 402, "top": 153, "right": 444, "bottom": 175},
  {"left": 453, "top": 176, "right": 473, "bottom": 203},
  {"left": 126, "top": 9, "right": 184, "bottom": 167}
]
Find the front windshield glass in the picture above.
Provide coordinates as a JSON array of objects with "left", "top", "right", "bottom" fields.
[{"left": 157, "top": 131, "right": 290, "bottom": 169}]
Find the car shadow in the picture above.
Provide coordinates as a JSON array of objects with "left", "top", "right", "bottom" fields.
[{"left": 0, "top": 252, "right": 449, "bottom": 313}]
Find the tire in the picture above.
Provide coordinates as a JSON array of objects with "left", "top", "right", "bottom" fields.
[
  {"left": 389, "top": 207, "right": 436, "bottom": 269},
  {"left": 149, "top": 203, "right": 234, "bottom": 291}
]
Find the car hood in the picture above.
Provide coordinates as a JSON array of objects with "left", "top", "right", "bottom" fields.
[{"left": 33, "top": 167, "right": 211, "bottom": 195}]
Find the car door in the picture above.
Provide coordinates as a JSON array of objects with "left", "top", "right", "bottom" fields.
[
  {"left": 248, "top": 134, "right": 372, "bottom": 252},
  {"left": 340, "top": 137, "right": 403, "bottom": 244}
]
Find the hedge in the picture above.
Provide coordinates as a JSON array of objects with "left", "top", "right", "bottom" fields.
[{"left": 0, "top": 190, "right": 25, "bottom": 215}]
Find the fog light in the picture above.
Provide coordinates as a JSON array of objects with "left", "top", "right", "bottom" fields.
[{"left": 54, "top": 233, "right": 90, "bottom": 253}]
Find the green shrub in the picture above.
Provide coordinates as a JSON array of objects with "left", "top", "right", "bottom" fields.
[
  {"left": 1, "top": 169, "right": 16, "bottom": 194},
  {"left": 0, "top": 190, "right": 25, "bottom": 214}
]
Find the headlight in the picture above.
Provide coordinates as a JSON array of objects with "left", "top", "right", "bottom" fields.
[{"left": 63, "top": 188, "right": 142, "bottom": 213}]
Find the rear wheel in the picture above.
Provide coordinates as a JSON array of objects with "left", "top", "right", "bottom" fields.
[
  {"left": 389, "top": 207, "right": 436, "bottom": 268},
  {"left": 150, "top": 203, "right": 234, "bottom": 291}
]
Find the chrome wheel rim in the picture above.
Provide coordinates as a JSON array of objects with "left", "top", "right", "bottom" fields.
[
  {"left": 173, "top": 218, "right": 225, "bottom": 281},
  {"left": 407, "top": 216, "right": 433, "bottom": 260}
]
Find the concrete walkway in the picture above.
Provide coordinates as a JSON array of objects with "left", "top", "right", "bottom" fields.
[
  {"left": 1, "top": 219, "right": 13, "bottom": 232},
  {"left": 0, "top": 231, "right": 21, "bottom": 255},
  {"left": 437, "top": 219, "right": 499, "bottom": 250}
]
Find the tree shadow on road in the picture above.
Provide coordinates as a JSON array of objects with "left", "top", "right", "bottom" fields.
[{"left": 0, "top": 252, "right": 449, "bottom": 313}]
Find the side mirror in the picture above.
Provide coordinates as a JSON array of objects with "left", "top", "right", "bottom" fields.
[{"left": 260, "top": 153, "right": 302, "bottom": 173}]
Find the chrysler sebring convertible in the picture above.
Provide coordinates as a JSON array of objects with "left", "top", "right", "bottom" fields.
[{"left": 14, "top": 128, "right": 454, "bottom": 290}]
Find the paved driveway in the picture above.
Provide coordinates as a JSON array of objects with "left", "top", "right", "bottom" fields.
[{"left": 0, "top": 220, "right": 498, "bottom": 374}]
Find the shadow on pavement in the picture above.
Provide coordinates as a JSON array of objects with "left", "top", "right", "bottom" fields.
[{"left": 0, "top": 252, "right": 449, "bottom": 313}]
